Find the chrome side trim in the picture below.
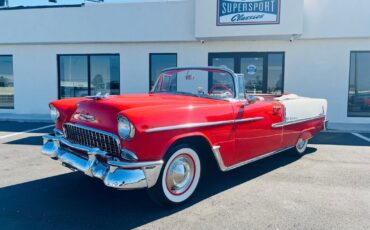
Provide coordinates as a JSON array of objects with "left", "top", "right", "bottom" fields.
[
  {"left": 145, "top": 117, "right": 264, "bottom": 133},
  {"left": 234, "top": 117, "right": 264, "bottom": 124},
  {"left": 272, "top": 115, "right": 326, "bottom": 128},
  {"left": 212, "top": 145, "right": 294, "bottom": 172}
]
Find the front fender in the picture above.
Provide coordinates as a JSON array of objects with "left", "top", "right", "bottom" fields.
[
  {"left": 161, "top": 132, "right": 214, "bottom": 157},
  {"left": 120, "top": 103, "right": 235, "bottom": 162},
  {"left": 51, "top": 98, "right": 88, "bottom": 130}
]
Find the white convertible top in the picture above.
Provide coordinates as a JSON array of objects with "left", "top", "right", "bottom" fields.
[{"left": 275, "top": 94, "right": 327, "bottom": 122}]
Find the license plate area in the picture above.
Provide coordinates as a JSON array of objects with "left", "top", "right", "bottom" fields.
[{"left": 60, "top": 142, "right": 89, "bottom": 160}]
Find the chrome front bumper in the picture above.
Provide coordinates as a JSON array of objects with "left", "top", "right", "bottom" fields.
[{"left": 41, "top": 134, "right": 163, "bottom": 190}]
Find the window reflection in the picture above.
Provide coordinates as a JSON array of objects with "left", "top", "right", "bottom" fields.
[
  {"left": 0, "top": 56, "right": 14, "bottom": 109},
  {"left": 59, "top": 56, "right": 88, "bottom": 99},
  {"left": 348, "top": 52, "right": 370, "bottom": 117},
  {"left": 90, "top": 55, "right": 120, "bottom": 95},
  {"left": 267, "top": 54, "right": 284, "bottom": 95},
  {"left": 59, "top": 54, "right": 120, "bottom": 99},
  {"left": 210, "top": 53, "right": 284, "bottom": 95},
  {"left": 150, "top": 54, "right": 177, "bottom": 90},
  {"left": 212, "top": 57, "right": 235, "bottom": 70},
  {"left": 241, "top": 57, "right": 264, "bottom": 94}
]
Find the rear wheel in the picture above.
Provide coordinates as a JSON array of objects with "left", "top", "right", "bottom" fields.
[
  {"left": 290, "top": 138, "right": 308, "bottom": 155},
  {"left": 148, "top": 144, "right": 201, "bottom": 207}
]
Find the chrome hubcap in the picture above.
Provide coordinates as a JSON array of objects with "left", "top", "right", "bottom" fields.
[
  {"left": 297, "top": 139, "right": 307, "bottom": 151},
  {"left": 166, "top": 154, "right": 195, "bottom": 195}
]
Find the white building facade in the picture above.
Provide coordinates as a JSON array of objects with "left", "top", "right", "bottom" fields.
[{"left": 0, "top": 0, "right": 370, "bottom": 128}]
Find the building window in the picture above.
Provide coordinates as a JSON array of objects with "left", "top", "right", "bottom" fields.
[
  {"left": 348, "top": 51, "right": 370, "bottom": 117},
  {"left": 267, "top": 53, "right": 284, "bottom": 95},
  {"left": 150, "top": 53, "right": 177, "bottom": 90},
  {"left": 209, "top": 52, "right": 285, "bottom": 95},
  {"left": 0, "top": 55, "right": 14, "bottom": 109},
  {"left": 58, "top": 54, "right": 120, "bottom": 99}
]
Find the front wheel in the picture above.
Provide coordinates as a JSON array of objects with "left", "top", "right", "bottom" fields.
[{"left": 148, "top": 144, "right": 201, "bottom": 207}]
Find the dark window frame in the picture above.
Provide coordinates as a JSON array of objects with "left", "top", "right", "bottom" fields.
[
  {"left": 347, "top": 51, "right": 370, "bottom": 118},
  {"left": 149, "top": 53, "right": 178, "bottom": 91},
  {"left": 57, "top": 53, "right": 120, "bottom": 99},
  {"left": 208, "top": 52, "right": 285, "bottom": 94},
  {"left": 0, "top": 54, "right": 14, "bottom": 109}
]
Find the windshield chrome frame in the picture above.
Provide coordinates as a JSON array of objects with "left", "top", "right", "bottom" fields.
[{"left": 151, "top": 67, "right": 243, "bottom": 101}]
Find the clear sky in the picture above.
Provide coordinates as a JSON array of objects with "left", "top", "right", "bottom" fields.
[{"left": 9, "top": 0, "right": 143, "bottom": 7}]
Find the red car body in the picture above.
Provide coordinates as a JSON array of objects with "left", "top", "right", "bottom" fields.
[
  {"left": 52, "top": 94, "right": 325, "bottom": 167},
  {"left": 42, "top": 67, "right": 327, "bottom": 206}
]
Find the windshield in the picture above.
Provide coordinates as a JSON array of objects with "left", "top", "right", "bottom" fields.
[{"left": 152, "top": 68, "right": 236, "bottom": 100}]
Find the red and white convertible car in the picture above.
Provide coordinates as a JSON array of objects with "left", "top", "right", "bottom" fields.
[{"left": 42, "top": 67, "right": 327, "bottom": 206}]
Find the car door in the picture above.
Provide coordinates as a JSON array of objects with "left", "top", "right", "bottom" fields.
[{"left": 233, "top": 100, "right": 284, "bottom": 163}]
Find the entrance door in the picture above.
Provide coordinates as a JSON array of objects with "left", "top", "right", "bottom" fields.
[
  {"left": 240, "top": 56, "right": 265, "bottom": 94},
  {"left": 209, "top": 52, "right": 284, "bottom": 95}
]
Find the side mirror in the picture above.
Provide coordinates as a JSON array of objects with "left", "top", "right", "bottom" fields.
[{"left": 247, "top": 95, "right": 259, "bottom": 104}]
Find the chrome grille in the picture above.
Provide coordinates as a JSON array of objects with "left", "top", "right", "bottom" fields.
[{"left": 63, "top": 123, "right": 121, "bottom": 157}]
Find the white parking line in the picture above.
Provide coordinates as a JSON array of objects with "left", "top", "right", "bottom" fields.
[
  {"left": 351, "top": 133, "right": 370, "bottom": 143},
  {"left": 0, "top": 125, "right": 54, "bottom": 140}
]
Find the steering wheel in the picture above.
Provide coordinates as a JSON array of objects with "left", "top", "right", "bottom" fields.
[{"left": 209, "top": 84, "right": 233, "bottom": 96}]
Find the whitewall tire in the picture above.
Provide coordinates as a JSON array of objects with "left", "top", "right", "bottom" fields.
[
  {"left": 148, "top": 144, "right": 201, "bottom": 207},
  {"left": 292, "top": 138, "right": 308, "bottom": 155}
]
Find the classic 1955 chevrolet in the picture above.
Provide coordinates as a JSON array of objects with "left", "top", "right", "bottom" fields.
[{"left": 42, "top": 67, "right": 327, "bottom": 206}]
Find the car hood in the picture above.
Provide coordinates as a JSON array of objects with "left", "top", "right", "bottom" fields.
[{"left": 68, "top": 94, "right": 230, "bottom": 134}]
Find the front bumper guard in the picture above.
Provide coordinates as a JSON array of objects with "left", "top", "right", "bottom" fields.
[{"left": 41, "top": 134, "right": 163, "bottom": 190}]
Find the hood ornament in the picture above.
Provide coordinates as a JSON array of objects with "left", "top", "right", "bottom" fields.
[{"left": 85, "top": 92, "right": 110, "bottom": 100}]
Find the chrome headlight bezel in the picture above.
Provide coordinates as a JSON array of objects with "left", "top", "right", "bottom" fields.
[
  {"left": 50, "top": 105, "right": 60, "bottom": 123},
  {"left": 117, "top": 115, "right": 135, "bottom": 140}
]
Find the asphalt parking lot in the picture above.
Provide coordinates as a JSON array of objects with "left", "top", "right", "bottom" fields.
[{"left": 0, "top": 121, "right": 369, "bottom": 230}]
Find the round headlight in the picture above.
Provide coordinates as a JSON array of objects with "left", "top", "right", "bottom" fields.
[
  {"left": 50, "top": 105, "right": 60, "bottom": 123},
  {"left": 118, "top": 115, "right": 135, "bottom": 140}
]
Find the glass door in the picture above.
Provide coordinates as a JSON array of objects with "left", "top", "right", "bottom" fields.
[
  {"left": 240, "top": 56, "right": 265, "bottom": 94},
  {"left": 211, "top": 57, "right": 235, "bottom": 71},
  {"left": 209, "top": 52, "right": 284, "bottom": 95}
]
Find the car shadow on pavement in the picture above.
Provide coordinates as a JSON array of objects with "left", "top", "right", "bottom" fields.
[
  {"left": 4, "top": 136, "right": 43, "bottom": 146},
  {"left": 0, "top": 121, "right": 53, "bottom": 133},
  {"left": 0, "top": 148, "right": 316, "bottom": 230}
]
